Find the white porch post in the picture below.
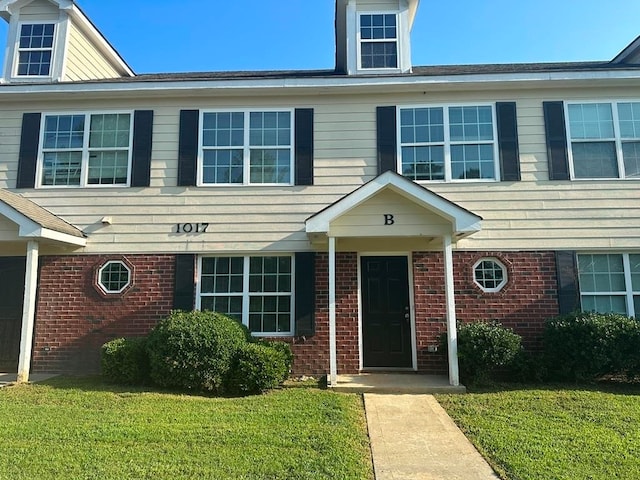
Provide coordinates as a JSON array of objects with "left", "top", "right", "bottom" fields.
[
  {"left": 328, "top": 236, "right": 338, "bottom": 386},
  {"left": 17, "top": 240, "right": 39, "bottom": 383},
  {"left": 443, "top": 234, "right": 460, "bottom": 386}
]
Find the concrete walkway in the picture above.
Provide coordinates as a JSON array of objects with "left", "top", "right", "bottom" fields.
[{"left": 364, "top": 393, "right": 500, "bottom": 480}]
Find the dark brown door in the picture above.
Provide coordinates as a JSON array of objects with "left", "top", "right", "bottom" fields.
[
  {"left": 0, "top": 257, "right": 25, "bottom": 371},
  {"left": 362, "top": 256, "right": 412, "bottom": 368}
]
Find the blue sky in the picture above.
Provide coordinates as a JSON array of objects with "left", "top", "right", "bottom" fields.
[{"left": 2, "top": 0, "right": 640, "bottom": 73}]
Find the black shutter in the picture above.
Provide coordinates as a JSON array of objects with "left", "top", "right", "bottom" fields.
[
  {"left": 173, "top": 254, "right": 196, "bottom": 311},
  {"left": 295, "top": 108, "right": 314, "bottom": 185},
  {"left": 376, "top": 106, "right": 397, "bottom": 175},
  {"left": 543, "top": 101, "right": 570, "bottom": 180},
  {"left": 556, "top": 251, "right": 580, "bottom": 314},
  {"left": 131, "top": 110, "right": 154, "bottom": 187},
  {"left": 177, "top": 110, "right": 199, "bottom": 186},
  {"left": 295, "top": 252, "right": 316, "bottom": 336},
  {"left": 496, "top": 102, "right": 521, "bottom": 181},
  {"left": 16, "top": 113, "right": 42, "bottom": 188}
]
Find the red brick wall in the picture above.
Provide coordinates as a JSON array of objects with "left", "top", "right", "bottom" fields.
[{"left": 32, "top": 255, "right": 175, "bottom": 373}]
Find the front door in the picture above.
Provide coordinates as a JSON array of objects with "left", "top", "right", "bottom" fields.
[
  {"left": 361, "top": 256, "right": 412, "bottom": 368},
  {"left": 0, "top": 257, "right": 25, "bottom": 371}
]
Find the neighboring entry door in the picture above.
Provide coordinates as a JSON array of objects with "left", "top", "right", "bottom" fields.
[
  {"left": 361, "top": 256, "right": 412, "bottom": 368},
  {"left": 0, "top": 257, "right": 26, "bottom": 371}
]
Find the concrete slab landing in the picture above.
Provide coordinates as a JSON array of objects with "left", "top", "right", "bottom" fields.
[
  {"left": 0, "top": 373, "right": 57, "bottom": 387},
  {"left": 332, "top": 373, "right": 466, "bottom": 394}
]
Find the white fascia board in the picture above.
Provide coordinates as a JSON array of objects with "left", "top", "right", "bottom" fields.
[
  {"left": 21, "top": 226, "right": 86, "bottom": 246},
  {"left": 305, "top": 171, "right": 482, "bottom": 235},
  {"left": 2, "top": 68, "right": 640, "bottom": 96}
]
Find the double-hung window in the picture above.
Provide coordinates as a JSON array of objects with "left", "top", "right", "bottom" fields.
[
  {"left": 200, "top": 110, "right": 293, "bottom": 185},
  {"left": 578, "top": 253, "right": 640, "bottom": 317},
  {"left": 198, "top": 255, "right": 294, "bottom": 335},
  {"left": 566, "top": 102, "right": 640, "bottom": 179},
  {"left": 399, "top": 105, "right": 498, "bottom": 181},
  {"left": 16, "top": 23, "right": 55, "bottom": 77},
  {"left": 39, "top": 112, "right": 133, "bottom": 187},
  {"left": 359, "top": 13, "right": 398, "bottom": 69}
]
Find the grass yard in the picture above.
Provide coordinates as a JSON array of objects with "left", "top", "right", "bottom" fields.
[
  {"left": 437, "top": 383, "right": 640, "bottom": 480},
  {"left": 0, "top": 377, "right": 373, "bottom": 480}
]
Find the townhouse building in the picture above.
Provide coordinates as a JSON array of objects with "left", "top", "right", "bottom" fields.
[{"left": 1, "top": 0, "right": 639, "bottom": 386}]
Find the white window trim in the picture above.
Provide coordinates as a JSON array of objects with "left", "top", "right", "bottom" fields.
[
  {"left": 97, "top": 260, "right": 132, "bottom": 294},
  {"left": 397, "top": 103, "right": 501, "bottom": 183},
  {"left": 8, "top": 17, "right": 67, "bottom": 82},
  {"left": 36, "top": 110, "right": 134, "bottom": 188},
  {"left": 565, "top": 100, "right": 640, "bottom": 180},
  {"left": 473, "top": 257, "right": 508, "bottom": 293},
  {"left": 356, "top": 11, "right": 402, "bottom": 74},
  {"left": 196, "top": 254, "right": 296, "bottom": 337},
  {"left": 578, "top": 252, "right": 639, "bottom": 318},
  {"left": 197, "top": 108, "right": 295, "bottom": 187}
]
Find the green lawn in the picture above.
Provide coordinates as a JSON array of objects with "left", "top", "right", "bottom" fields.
[
  {"left": 0, "top": 377, "right": 373, "bottom": 480},
  {"left": 437, "top": 383, "right": 640, "bottom": 480}
]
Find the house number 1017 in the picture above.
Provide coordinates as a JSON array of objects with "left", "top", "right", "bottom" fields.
[{"left": 176, "top": 223, "right": 209, "bottom": 233}]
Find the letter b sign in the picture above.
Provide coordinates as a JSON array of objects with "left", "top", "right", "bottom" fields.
[{"left": 384, "top": 214, "right": 395, "bottom": 226}]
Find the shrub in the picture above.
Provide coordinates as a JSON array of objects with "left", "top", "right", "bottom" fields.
[
  {"left": 146, "top": 310, "right": 250, "bottom": 392},
  {"left": 454, "top": 321, "right": 522, "bottom": 384},
  {"left": 544, "top": 312, "right": 640, "bottom": 381},
  {"left": 226, "top": 342, "right": 290, "bottom": 395},
  {"left": 254, "top": 340, "right": 294, "bottom": 373},
  {"left": 101, "top": 337, "right": 150, "bottom": 385}
]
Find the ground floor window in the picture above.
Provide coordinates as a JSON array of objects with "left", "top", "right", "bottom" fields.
[
  {"left": 577, "top": 253, "right": 640, "bottom": 317},
  {"left": 197, "top": 255, "right": 294, "bottom": 335}
]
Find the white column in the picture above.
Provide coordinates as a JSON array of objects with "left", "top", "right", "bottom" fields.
[
  {"left": 328, "top": 236, "right": 338, "bottom": 386},
  {"left": 443, "top": 234, "right": 460, "bottom": 386},
  {"left": 17, "top": 240, "right": 39, "bottom": 383}
]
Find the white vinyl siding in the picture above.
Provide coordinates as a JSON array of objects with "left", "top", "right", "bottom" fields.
[
  {"left": 0, "top": 87, "right": 638, "bottom": 255},
  {"left": 63, "top": 22, "right": 122, "bottom": 81}
]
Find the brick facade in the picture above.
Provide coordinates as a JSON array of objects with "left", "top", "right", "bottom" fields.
[
  {"left": 30, "top": 251, "right": 560, "bottom": 376},
  {"left": 32, "top": 255, "right": 175, "bottom": 373}
]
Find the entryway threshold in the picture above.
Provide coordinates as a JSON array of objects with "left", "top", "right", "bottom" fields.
[{"left": 331, "top": 373, "right": 466, "bottom": 394}]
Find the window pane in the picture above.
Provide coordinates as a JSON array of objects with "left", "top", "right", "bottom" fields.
[
  {"left": 622, "top": 142, "right": 640, "bottom": 178},
  {"left": 44, "top": 115, "right": 85, "bottom": 149},
  {"left": 202, "top": 112, "right": 244, "bottom": 147},
  {"left": 618, "top": 102, "right": 640, "bottom": 138},
  {"left": 474, "top": 260, "right": 506, "bottom": 291},
  {"left": 568, "top": 103, "right": 614, "bottom": 139},
  {"left": 450, "top": 144, "right": 495, "bottom": 180},
  {"left": 42, "top": 152, "right": 82, "bottom": 186},
  {"left": 449, "top": 106, "right": 493, "bottom": 142},
  {"left": 89, "top": 114, "right": 131, "bottom": 148},
  {"left": 401, "top": 146, "right": 444, "bottom": 181},
  {"left": 361, "top": 41, "right": 397, "bottom": 69},
  {"left": 572, "top": 142, "right": 618, "bottom": 178},
  {"left": 249, "top": 149, "right": 290, "bottom": 183},
  {"left": 578, "top": 254, "right": 625, "bottom": 293},
  {"left": 630, "top": 254, "right": 640, "bottom": 291},
  {"left": 202, "top": 150, "right": 243, "bottom": 184},
  {"left": 87, "top": 150, "right": 129, "bottom": 185},
  {"left": 99, "top": 262, "right": 130, "bottom": 293},
  {"left": 581, "top": 295, "right": 627, "bottom": 315}
]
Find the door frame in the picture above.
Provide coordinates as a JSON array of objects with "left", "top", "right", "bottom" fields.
[{"left": 358, "top": 252, "right": 417, "bottom": 371}]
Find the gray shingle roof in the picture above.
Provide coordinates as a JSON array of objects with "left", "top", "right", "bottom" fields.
[{"left": 0, "top": 189, "right": 85, "bottom": 239}]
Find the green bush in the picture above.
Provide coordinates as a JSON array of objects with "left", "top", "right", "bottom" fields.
[
  {"left": 254, "top": 340, "right": 294, "bottom": 373},
  {"left": 544, "top": 312, "right": 640, "bottom": 381},
  {"left": 454, "top": 321, "right": 522, "bottom": 384},
  {"left": 226, "top": 342, "right": 290, "bottom": 395},
  {"left": 101, "top": 337, "right": 150, "bottom": 385},
  {"left": 146, "top": 310, "right": 250, "bottom": 393}
]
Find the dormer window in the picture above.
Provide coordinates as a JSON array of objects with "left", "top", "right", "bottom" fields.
[
  {"left": 16, "top": 23, "right": 55, "bottom": 76},
  {"left": 359, "top": 13, "right": 398, "bottom": 70}
]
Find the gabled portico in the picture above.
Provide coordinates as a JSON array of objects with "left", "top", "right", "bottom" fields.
[
  {"left": 0, "top": 189, "right": 85, "bottom": 382},
  {"left": 306, "top": 171, "right": 482, "bottom": 387}
]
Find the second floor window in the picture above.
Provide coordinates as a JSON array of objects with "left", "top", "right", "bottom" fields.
[
  {"left": 39, "top": 112, "right": 132, "bottom": 187},
  {"left": 567, "top": 102, "right": 640, "bottom": 179},
  {"left": 399, "top": 105, "right": 498, "bottom": 181},
  {"left": 200, "top": 110, "right": 292, "bottom": 185},
  {"left": 359, "top": 14, "right": 398, "bottom": 69},
  {"left": 17, "top": 23, "right": 55, "bottom": 77}
]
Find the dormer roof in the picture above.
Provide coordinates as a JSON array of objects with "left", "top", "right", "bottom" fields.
[{"left": 611, "top": 35, "right": 640, "bottom": 65}]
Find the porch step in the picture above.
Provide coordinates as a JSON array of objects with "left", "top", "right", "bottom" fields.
[{"left": 330, "top": 373, "right": 466, "bottom": 394}]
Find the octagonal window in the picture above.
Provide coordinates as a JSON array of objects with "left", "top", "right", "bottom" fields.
[
  {"left": 98, "top": 260, "right": 131, "bottom": 294},
  {"left": 473, "top": 258, "right": 507, "bottom": 293}
]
